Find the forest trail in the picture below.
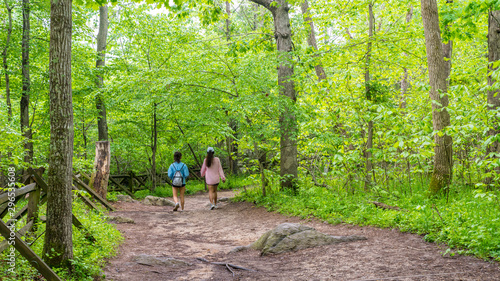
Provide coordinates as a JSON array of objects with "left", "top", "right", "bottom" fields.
[{"left": 104, "top": 190, "right": 500, "bottom": 281}]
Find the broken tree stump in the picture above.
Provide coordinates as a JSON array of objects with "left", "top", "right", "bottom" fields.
[{"left": 90, "top": 141, "right": 110, "bottom": 200}]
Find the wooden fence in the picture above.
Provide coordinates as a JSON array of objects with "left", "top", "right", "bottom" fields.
[{"left": 0, "top": 168, "right": 116, "bottom": 280}]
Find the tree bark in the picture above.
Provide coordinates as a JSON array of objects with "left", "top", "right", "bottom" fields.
[
  {"left": 300, "top": 0, "right": 326, "bottom": 81},
  {"left": 96, "top": 5, "right": 109, "bottom": 141},
  {"left": 21, "top": 0, "right": 33, "bottom": 165},
  {"left": 250, "top": 0, "right": 298, "bottom": 190},
  {"left": 90, "top": 141, "right": 110, "bottom": 199},
  {"left": 2, "top": 0, "right": 13, "bottom": 120},
  {"left": 151, "top": 102, "right": 158, "bottom": 192},
  {"left": 421, "top": 0, "right": 453, "bottom": 194},
  {"left": 364, "top": 3, "right": 374, "bottom": 190},
  {"left": 400, "top": 6, "right": 413, "bottom": 109},
  {"left": 43, "top": 0, "right": 74, "bottom": 268},
  {"left": 485, "top": 10, "right": 500, "bottom": 188}
]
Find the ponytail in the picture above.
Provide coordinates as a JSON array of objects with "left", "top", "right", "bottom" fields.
[{"left": 206, "top": 151, "right": 214, "bottom": 167}]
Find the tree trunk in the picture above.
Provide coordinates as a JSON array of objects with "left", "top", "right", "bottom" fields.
[
  {"left": 21, "top": 0, "right": 33, "bottom": 165},
  {"left": 400, "top": 6, "right": 413, "bottom": 109},
  {"left": 485, "top": 10, "right": 500, "bottom": 188},
  {"left": 43, "top": 0, "right": 74, "bottom": 268},
  {"left": 300, "top": 0, "right": 326, "bottom": 81},
  {"left": 250, "top": 0, "right": 298, "bottom": 190},
  {"left": 90, "top": 141, "right": 110, "bottom": 200},
  {"left": 96, "top": 5, "right": 109, "bottom": 141},
  {"left": 2, "top": 0, "right": 13, "bottom": 120},
  {"left": 225, "top": 1, "right": 231, "bottom": 40},
  {"left": 421, "top": 0, "right": 453, "bottom": 194},
  {"left": 364, "top": 3, "right": 374, "bottom": 190},
  {"left": 224, "top": 3, "right": 239, "bottom": 175},
  {"left": 151, "top": 102, "right": 157, "bottom": 192}
]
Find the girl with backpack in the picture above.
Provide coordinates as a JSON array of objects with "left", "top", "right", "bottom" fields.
[
  {"left": 168, "top": 151, "right": 189, "bottom": 211},
  {"left": 200, "top": 147, "right": 226, "bottom": 210}
]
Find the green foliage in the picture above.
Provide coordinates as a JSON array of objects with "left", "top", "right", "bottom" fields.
[{"left": 235, "top": 178, "right": 500, "bottom": 262}]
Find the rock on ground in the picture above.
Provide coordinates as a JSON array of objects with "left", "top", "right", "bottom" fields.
[
  {"left": 116, "top": 195, "right": 135, "bottom": 202},
  {"left": 108, "top": 216, "right": 135, "bottom": 224},
  {"left": 232, "top": 223, "right": 367, "bottom": 256},
  {"left": 143, "top": 196, "right": 175, "bottom": 207},
  {"left": 132, "top": 254, "right": 192, "bottom": 267}
]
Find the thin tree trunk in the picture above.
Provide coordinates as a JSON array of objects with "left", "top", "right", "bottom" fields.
[
  {"left": 43, "top": 0, "right": 74, "bottom": 268},
  {"left": 151, "top": 102, "right": 157, "bottom": 192},
  {"left": 21, "top": 0, "right": 33, "bottom": 165},
  {"left": 250, "top": 0, "right": 298, "bottom": 190},
  {"left": 364, "top": 3, "right": 374, "bottom": 190},
  {"left": 96, "top": 5, "right": 109, "bottom": 141},
  {"left": 2, "top": 0, "right": 13, "bottom": 120},
  {"left": 300, "top": 0, "right": 326, "bottom": 81},
  {"left": 224, "top": 3, "right": 239, "bottom": 175},
  {"left": 225, "top": 1, "right": 231, "bottom": 40},
  {"left": 421, "top": 0, "right": 453, "bottom": 194},
  {"left": 485, "top": 10, "right": 500, "bottom": 188},
  {"left": 400, "top": 6, "right": 413, "bottom": 109}
]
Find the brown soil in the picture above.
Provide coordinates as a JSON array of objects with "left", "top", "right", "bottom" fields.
[{"left": 104, "top": 190, "right": 500, "bottom": 281}]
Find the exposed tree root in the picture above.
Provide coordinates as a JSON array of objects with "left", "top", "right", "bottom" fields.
[{"left": 197, "top": 257, "right": 255, "bottom": 277}]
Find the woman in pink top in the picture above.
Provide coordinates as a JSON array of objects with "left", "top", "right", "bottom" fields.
[{"left": 200, "top": 147, "right": 226, "bottom": 210}]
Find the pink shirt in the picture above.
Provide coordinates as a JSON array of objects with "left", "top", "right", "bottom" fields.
[{"left": 200, "top": 157, "right": 226, "bottom": 185}]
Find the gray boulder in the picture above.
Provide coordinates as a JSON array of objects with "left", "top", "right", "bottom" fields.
[
  {"left": 116, "top": 195, "right": 135, "bottom": 202},
  {"left": 132, "top": 254, "right": 192, "bottom": 267},
  {"left": 108, "top": 216, "right": 135, "bottom": 224},
  {"left": 232, "top": 223, "right": 366, "bottom": 256},
  {"left": 143, "top": 196, "right": 176, "bottom": 207}
]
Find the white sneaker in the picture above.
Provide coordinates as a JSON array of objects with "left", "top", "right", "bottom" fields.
[
  {"left": 173, "top": 203, "right": 180, "bottom": 211},
  {"left": 210, "top": 204, "right": 215, "bottom": 210}
]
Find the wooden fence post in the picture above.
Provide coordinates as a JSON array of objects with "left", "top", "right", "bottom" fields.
[
  {"left": 129, "top": 171, "right": 135, "bottom": 195},
  {"left": 27, "top": 168, "right": 44, "bottom": 234},
  {"left": 89, "top": 141, "right": 110, "bottom": 200}
]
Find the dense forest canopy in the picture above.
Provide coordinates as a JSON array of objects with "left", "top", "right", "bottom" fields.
[{"left": 1, "top": 0, "right": 499, "bottom": 192}]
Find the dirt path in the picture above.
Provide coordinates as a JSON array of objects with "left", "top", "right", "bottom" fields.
[{"left": 104, "top": 190, "right": 500, "bottom": 280}]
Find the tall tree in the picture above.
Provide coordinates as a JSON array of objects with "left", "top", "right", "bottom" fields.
[
  {"left": 224, "top": 1, "right": 239, "bottom": 175},
  {"left": 485, "top": 9, "right": 500, "bottom": 188},
  {"left": 249, "top": 0, "right": 298, "bottom": 190},
  {"left": 400, "top": 5, "right": 413, "bottom": 109},
  {"left": 364, "top": 2, "right": 374, "bottom": 190},
  {"left": 43, "top": 0, "right": 74, "bottom": 268},
  {"left": 96, "top": 4, "right": 109, "bottom": 141},
  {"left": 21, "top": 0, "right": 33, "bottom": 164},
  {"left": 421, "top": 0, "right": 453, "bottom": 194},
  {"left": 2, "top": 0, "right": 13, "bottom": 120},
  {"left": 300, "top": 0, "right": 326, "bottom": 81}
]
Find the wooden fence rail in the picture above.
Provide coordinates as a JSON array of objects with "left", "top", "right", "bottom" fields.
[{"left": 0, "top": 167, "right": 114, "bottom": 280}]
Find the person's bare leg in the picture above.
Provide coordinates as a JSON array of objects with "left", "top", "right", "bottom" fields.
[
  {"left": 213, "top": 185, "right": 218, "bottom": 206},
  {"left": 208, "top": 185, "right": 215, "bottom": 204},
  {"left": 180, "top": 186, "right": 186, "bottom": 210},
  {"left": 172, "top": 186, "right": 178, "bottom": 204}
]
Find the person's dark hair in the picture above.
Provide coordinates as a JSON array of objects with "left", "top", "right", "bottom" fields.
[
  {"left": 174, "top": 151, "right": 182, "bottom": 163},
  {"left": 206, "top": 151, "right": 214, "bottom": 167}
]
